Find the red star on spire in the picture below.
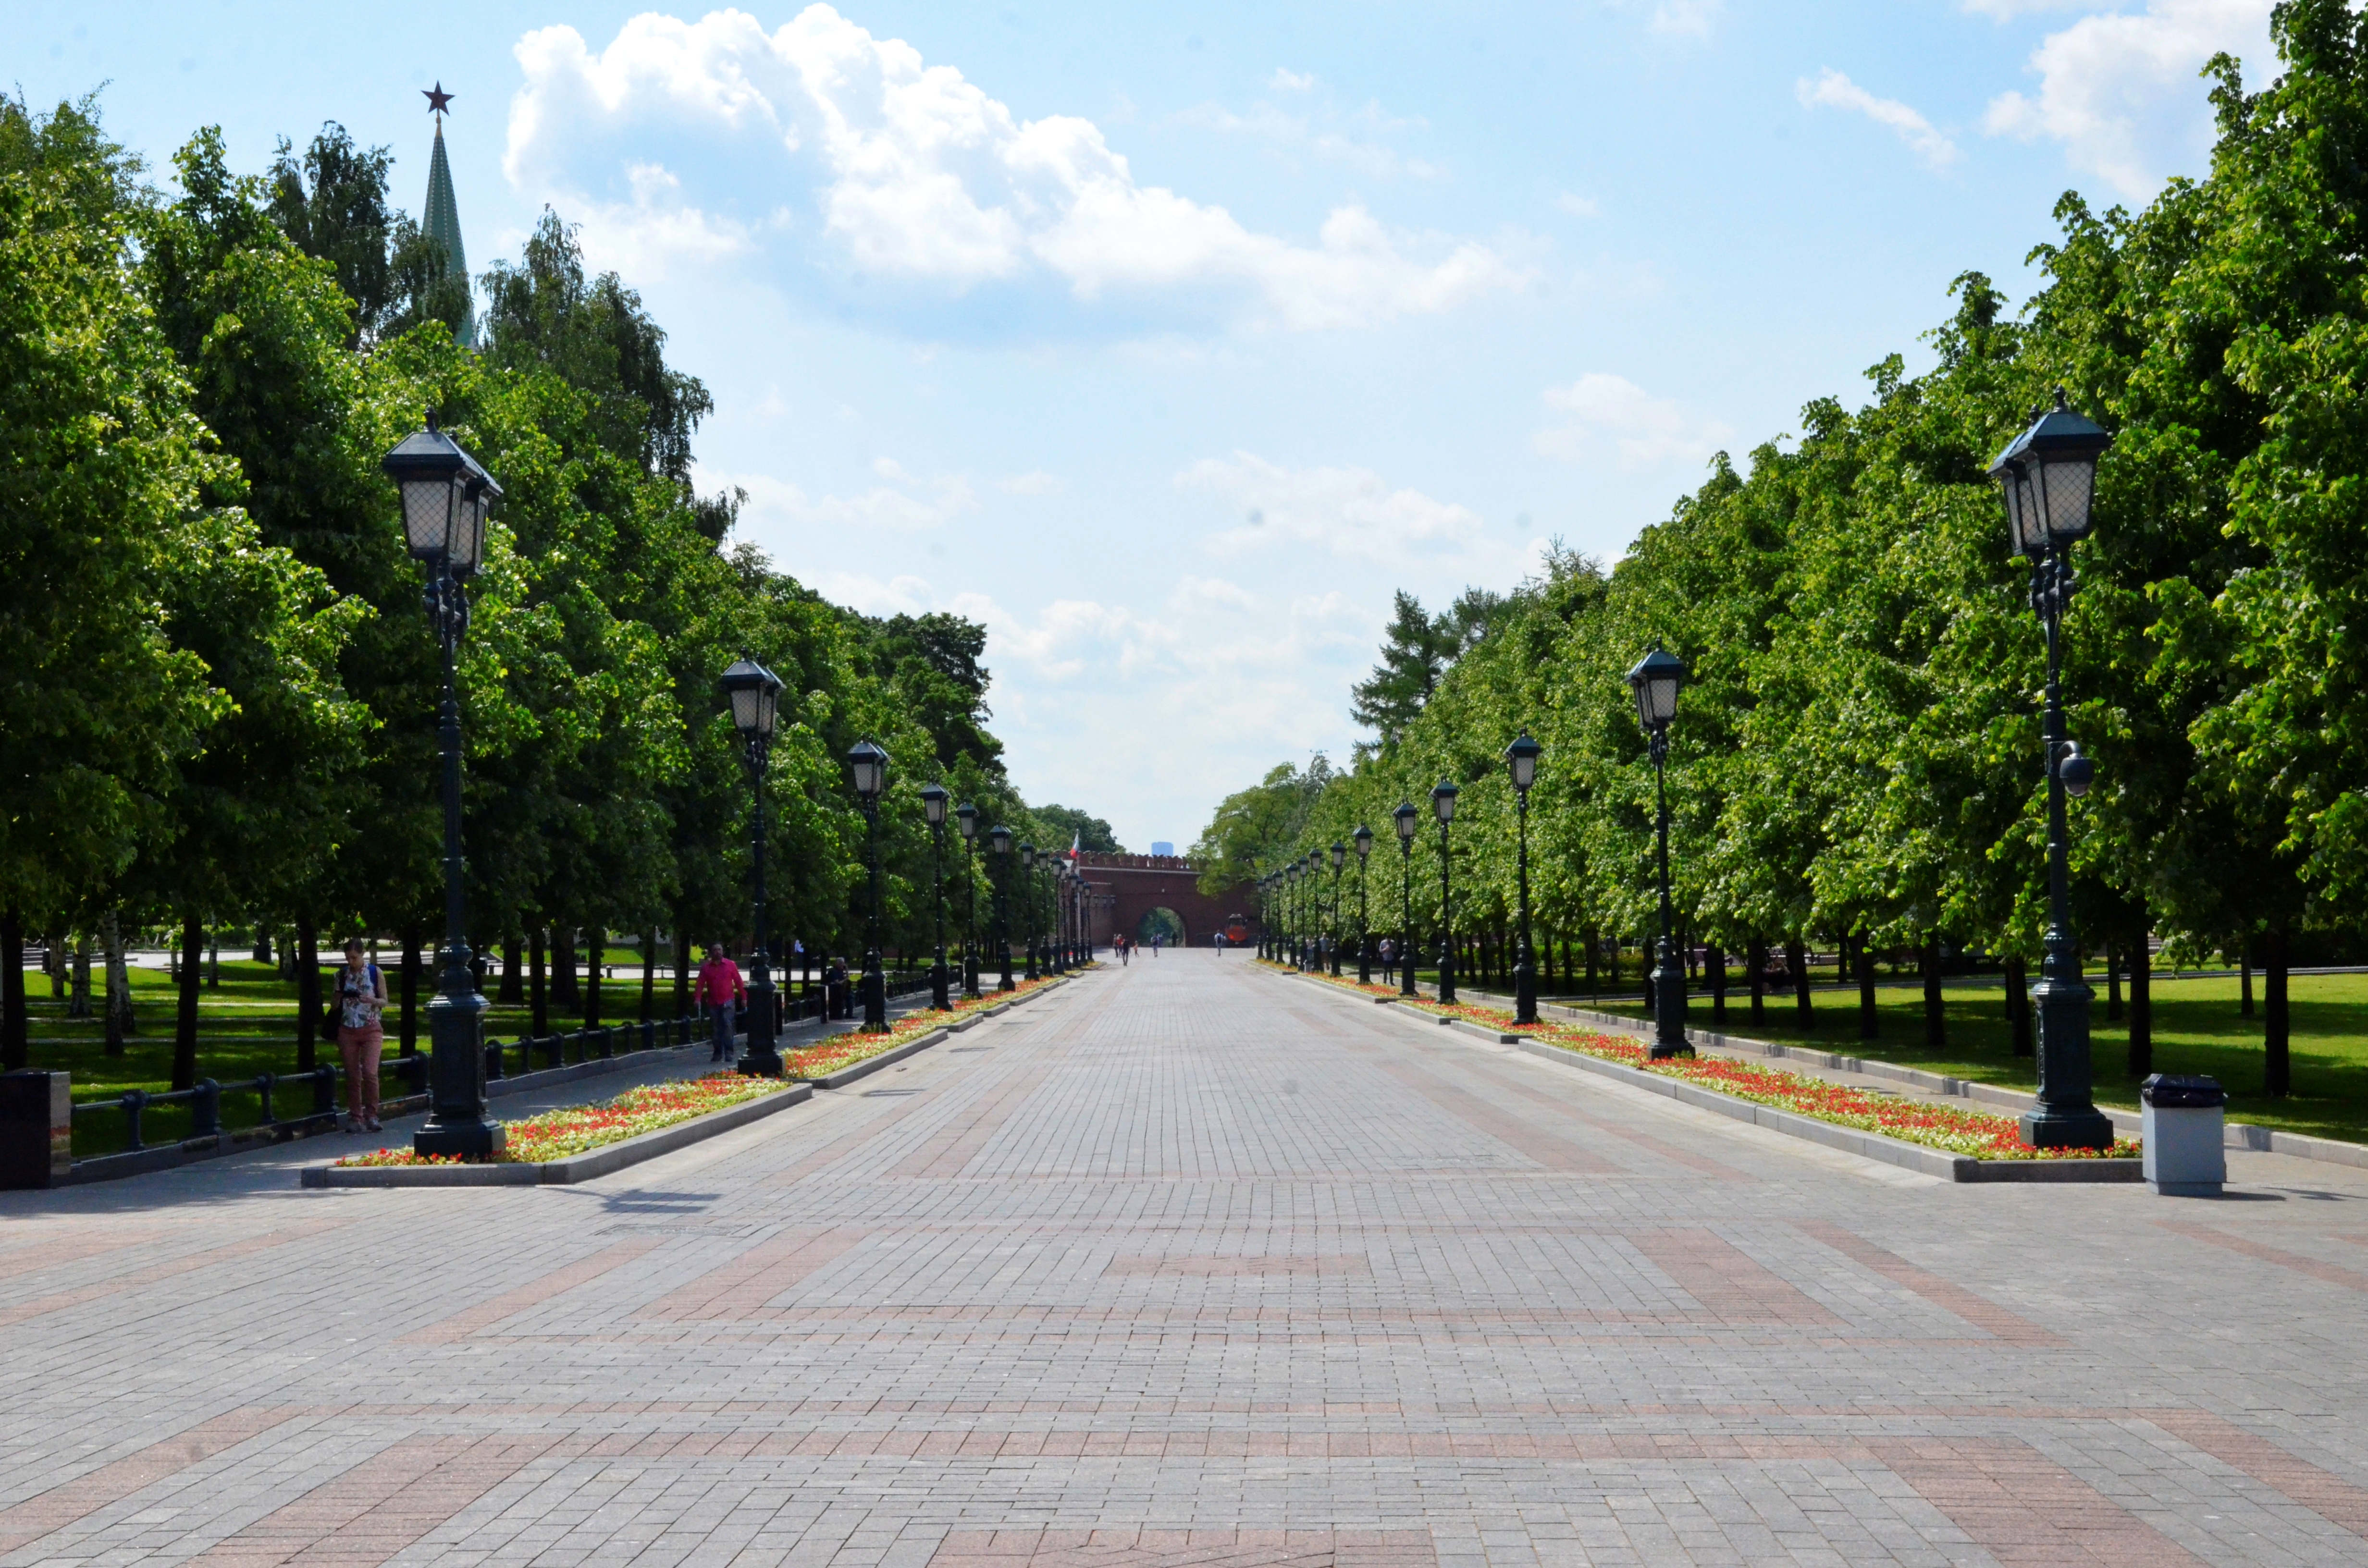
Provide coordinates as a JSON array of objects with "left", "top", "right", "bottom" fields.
[{"left": 423, "top": 82, "right": 455, "bottom": 117}]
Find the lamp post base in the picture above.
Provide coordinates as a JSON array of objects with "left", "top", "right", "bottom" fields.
[
  {"left": 931, "top": 958, "right": 950, "bottom": 1011},
  {"left": 1514, "top": 957, "right": 1537, "bottom": 1027},
  {"left": 739, "top": 976, "right": 783, "bottom": 1077},
  {"left": 1647, "top": 944, "right": 1691, "bottom": 1060},
  {"left": 413, "top": 978, "right": 505, "bottom": 1160},
  {"left": 2019, "top": 1105, "right": 2118, "bottom": 1149}
]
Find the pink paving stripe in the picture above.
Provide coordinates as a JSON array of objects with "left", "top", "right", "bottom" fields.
[
  {"left": 400, "top": 1237, "right": 664, "bottom": 1344},
  {"left": 1868, "top": 1437, "right": 2205, "bottom": 1566},
  {"left": 0, "top": 1221, "right": 350, "bottom": 1329},
  {"left": 1456, "top": 1056, "right": 1758, "bottom": 1180},
  {"left": 1103, "top": 1255, "right": 1371, "bottom": 1276},
  {"left": 185, "top": 1433, "right": 563, "bottom": 1568},
  {"left": 636, "top": 1226, "right": 869, "bottom": 1321},
  {"left": 2146, "top": 1409, "right": 2368, "bottom": 1537},
  {"left": 889, "top": 1063, "right": 1057, "bottom": 1179},
  {"left": 0, "top": 1222, "right": 182, "bottom": 1275},
  {"left": 0, "top": 1408, "right": 298, "bottom": 1556},
  {"left": 2156, "top": 1222, "right": 2368, "bottom": 1294},
  {"left": 762, "top": 1080, "right": 947, "bottom": 1187},
  {"left": 929, "top": 1527, "right": 1438, "bottom": 1568},
  {"left": 1793, "top": 1219, "right": 2063, "bottom": 1345},
  {"left": 1375, "top": 1061, "right": 1625, "bottom": 1173},
  {"left": 1630, "top": 1228, "right": 1842, "bottom": 1326}
]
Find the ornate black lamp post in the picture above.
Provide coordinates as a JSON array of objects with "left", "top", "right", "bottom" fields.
[
  {"left": 1626, "top": 648, "right": 1690, "bottom": 1060},
  {"left": 847, "top": 740, "right": 890, "bottom": 1031},
  {"left": 1328, "top": 843, "right": 1346, "bottom": 976},
  {"left": 1354, "top": 826, "right": 1374, "bottom": 983},
  {"left": 956, "top": 803, "right": 982, "bottom": 997},
  {"left": 1990, "top": 391, "right": 2117, "bottom": 1150},
  {"left": 989, "top": 825, "right": 1016, "bottom": 990},
  {"left": 920, "top": 784, "right": 951, "bottom": 1009},
  {"left": 1394, "top": 801, "right": 1419, "bottom": 998},
  {"left": 382, "top": 414, "right": 504, "bottom": 1159},
  {"left": 1019, "top": 843, "right": 1039, "bottom": 980},
  {"left": 1261, "top": 875, "right": 1275, "bottom": 960},
  {"left": 1506, "top": 731, "right": 1543, "bottom": 1026},
  {"left": 1431, "top": 781, "right": 1459, "bottom": 1005},
  {"left": 721, "top": 659, "right": 787, "bottom": 1075}
]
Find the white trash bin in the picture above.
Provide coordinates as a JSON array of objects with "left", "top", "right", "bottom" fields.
[{"left": 2140, "top": 1074, "right": 2226, "bottom": 1196}]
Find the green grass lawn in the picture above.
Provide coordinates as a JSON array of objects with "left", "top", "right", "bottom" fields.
[
  {"left": 16, "top": 959, "right": 698, "bottom": 1158},
  {"left": 1558, "top": 971, "right": 2368, "bottom": 1147}
]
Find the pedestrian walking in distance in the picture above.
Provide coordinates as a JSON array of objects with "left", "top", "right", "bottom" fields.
[
  {"left": 698, "top": 942, "right": 745, "bottom": 1063},
  {"left": 1379, "top": 936, "right": 1396, "bottom": 986},
  {"left": 333, "top": 939, "right": 388, "bottom": 1133}
]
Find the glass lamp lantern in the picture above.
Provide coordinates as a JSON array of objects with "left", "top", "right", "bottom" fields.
[
  {"left": 381, "top": 414, "right": 500, "bottom": 576},
  {"left": 1626, "top": 646, "right": 1688, "bottom": 734},
  {"left": 1505, "top": 730, "right": 1542, "bottom": 792},
  {"left": 920, "top": 781, "right": 949, "bottom": 826},
  {"left": 1988, "top": 390, "right": 2111, "bottom": 557},
  {"left": 1354, "top": 825, "right": 1373, "bottom": 860},
  {"left": 1430, "top": 780, "right": 1459, "bottom": 825},
  {"left": 720, "top": 659, "right": 784, "bottom": 739},
  {"left": 846, "top": 740, "right": 889, "bottom": 801},
  {"left": 1394, "top": 801, "right": 1418, "bottom": 842}
]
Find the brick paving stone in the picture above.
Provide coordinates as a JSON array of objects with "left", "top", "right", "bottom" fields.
[{"left": 15, "top": 955, "right": 2368, "bottom": 1564}]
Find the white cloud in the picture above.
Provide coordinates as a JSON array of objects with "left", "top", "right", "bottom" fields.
[
  {"left": 1962, "top": 0, "right": 2086, "bottom": 16},
  {"left": 1554, "top": 191, "right": 1600, "bottom": 217},
  {"left": 1983, "top": 0, "right": 2274, "bottom": 198},
  {"left": 725, "top": 465, "right": 976, "bottom": 532},
  {"left": 1175, "top": 453, "right": 1490, "bottom": 563},
  {"left": 996, "top": 470, "right": 1066, "bottom": 496},
  {"left": 1797, "top": 69, "right": 1959, "bottom": 169},
  {"left": 1626, "top": 0, "right": 1722, "bottom": 36},
  {"left": 1270, "top": 67, "right": 1316, "bottom": 92},
  {"left": 1178, "top": 96, "right": 1443, "bottom": 181},
  {"left": 506, "top": 6, "right": 1520, "bottom": 332},
  {"left": 1532, "top": 373, "right": 1734, "bottom": 467}
]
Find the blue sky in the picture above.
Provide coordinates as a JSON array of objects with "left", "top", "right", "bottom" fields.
[{"left": 22, "top": 0, "right": 2272, "bottom": 849}]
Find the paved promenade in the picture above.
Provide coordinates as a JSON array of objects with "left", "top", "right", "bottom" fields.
[{"left": 8, "top": 954, "right": 2368, "bottom": 1566}]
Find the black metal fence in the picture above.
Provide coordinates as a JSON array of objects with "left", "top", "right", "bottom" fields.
[{"left": 69, "top": 1067, "right": 339, "bottom": 1154}]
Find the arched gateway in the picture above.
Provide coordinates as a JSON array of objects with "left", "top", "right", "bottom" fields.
[{"left": 1075, "top": 853, "right": 1260, "bottom": 948}]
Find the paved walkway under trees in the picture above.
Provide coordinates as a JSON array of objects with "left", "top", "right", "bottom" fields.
[{"left": 7, "top": 953, "right": 2368, "bottom": 1565}]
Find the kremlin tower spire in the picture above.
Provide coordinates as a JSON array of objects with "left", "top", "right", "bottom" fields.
[{"left": 420, "top": 82, "right": 476, "bottom": 347}]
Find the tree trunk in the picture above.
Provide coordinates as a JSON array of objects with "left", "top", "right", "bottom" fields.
[
  {"left": 0, "top": 912, "right": 25, "bottom": 1071},
  {"left": 641, "top": 928, "right": 657, "bottom": 1022},
  {"left": 2128, "top": 934, "right": 2153, "bottom": 1080},
  {"left": 1748, "top": 938, "right": 1766, "bottom": 1026},
  {"left": 1608, "top": 936, "right": 1621, "bottom": 990},
  {"left": 498, "top": 937, "right": 525, "bottom": 1004},
  {"left": 173, "top": 914, "right": 203, "bottom": 1092},
  {"left": 2106, "top": 940, "right": 2123, "bottom": 1021},
  {"left": 47, "top": 933, "right": 65, "bottom": 999},
  {"left": 1922, "top": 933, "right": 1945, "bottom": 1051},
  {"left": 2006, "top": 954, "right": 2033, "bottom": 1056},
  {"left": 585, "top": 925, "right": 604, "bottom": 1027},
  {"left": 554, "top": 926, "right": 580, "bottom": 1004},
  {"left": 1584, "top": 928, "right": 1599, "bottom": 998},
  {"left": 70, "top": 933, "right": 91, "bottom": 1020},
  {"left": 400, "top": 932, "right": 422, "bottom": 1056},
  {"left": 2240, "top": 943, "right": 2255, "bottom": 1017},
  {"left": 1708, "top": 943, "right": 1727, "bottom": 1024},
  {"left": 2264, "top": 925, "right": 2291, "bottom": 1098},
  {"left": 101, "top": 913, "right": 131, "bottom": 1055},
  {"left": 295, "top": 920, "right": 320, "bottom": 1073},
  {"left": 207, "top": 931, "right": 220, "bottom": 989},
  {"left": 253, "top": 931, "right": 272, "bottom": 964},
  {"left": 672, "top": 913, "right": 691, "bottom": 1019},
  {"left": 1788, "top": 941, "right": 1812, "bottom": 1029},
  {"left": 1857, "top": 936, "right": 1878, "bottom": 1041}
]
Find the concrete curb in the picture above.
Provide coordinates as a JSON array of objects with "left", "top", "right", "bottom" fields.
[
  {"left": 298, "top": 1082, "right": 815, "bottom": 1188},
  {"left": 795, "top": 972, "right": 1075, "bottom": 1088},
  {"left": 1276, "top": 968, "right": 2140, "bottom": 1185},
  {"left": 798, "top": 1029, "right": 950, "bottom": 1090}
]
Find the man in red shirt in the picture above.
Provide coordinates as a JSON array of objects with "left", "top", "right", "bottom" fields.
[{"left": 697, "top": 942, "right": 746, "bottom": 1063}]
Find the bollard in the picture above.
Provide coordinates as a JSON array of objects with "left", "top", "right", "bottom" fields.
[
  {"left": 190, "top": 1079, "right": 222, "bottom": 1139},
  {"left": 485, "top": 1038, "right": 505, "bottom": 1082},
  {"left": 120, "top": 1088, "right": 149, "bottom": 1152},
  {"left": 0, "top": 1072, "right": 72, "bottom": 1188},
  {"left": 256, "top": 1072, "right": 277, "bottom": 1126},
  {"left": 311, "top": 1065, "right": 336, "bottom": 1118},
  {"left": 2141, "top": 1074, "right": 2227, "bottom": 1196}
]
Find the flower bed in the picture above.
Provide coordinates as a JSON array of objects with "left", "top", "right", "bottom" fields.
[
  {"left": 781, "top": 973, "right": 1065, "bottom": 1079},
  {"left": 1299, "top": 969, "right": 1406, "bottom": 998},
  {"left": 1398, "top": 996, "right": 2138, "bottom": 1162},
  {"left": 335, "top": 1073, "right": 782, "bottom": 1167}
]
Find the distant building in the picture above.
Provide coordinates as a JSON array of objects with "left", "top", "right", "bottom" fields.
[{"left": 1150, "top": 841, "right": 1174, "bottom": 858}]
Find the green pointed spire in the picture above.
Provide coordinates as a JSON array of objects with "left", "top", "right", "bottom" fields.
[{"left": 423, "top": 119, "right": 475, "bottom": 347}]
